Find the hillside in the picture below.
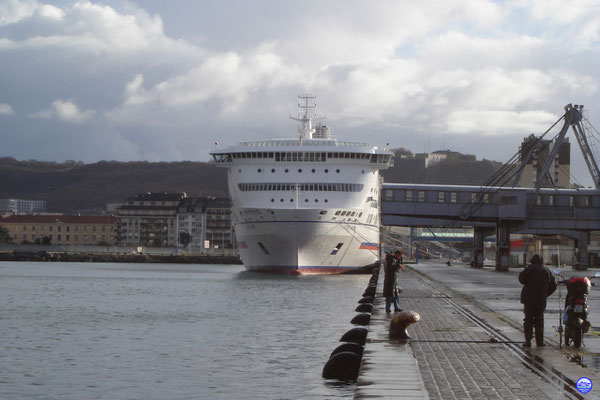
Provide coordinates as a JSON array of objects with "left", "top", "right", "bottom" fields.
[
  {"left": 0, "top": 158, "right": 228, "bottom": 213},
  {"left": 0, "top": 150, "right": 501, "bottom": 213}
]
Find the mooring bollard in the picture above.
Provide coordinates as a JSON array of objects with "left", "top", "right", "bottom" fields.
[{"left": 389, "top": 310, "right": 420, "bottom": 340}]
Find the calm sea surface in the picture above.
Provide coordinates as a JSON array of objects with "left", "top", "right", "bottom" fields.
[{"left": 0, "top": 262, "right": 368, "bottom": 399}]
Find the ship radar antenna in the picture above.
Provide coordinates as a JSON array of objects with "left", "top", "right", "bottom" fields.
[{"left": 290, "top": 93, "right": 321, "bottom": 139}]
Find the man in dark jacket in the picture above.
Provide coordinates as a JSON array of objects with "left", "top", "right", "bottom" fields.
[
  {"left": 519, "top": 254, "right": 557, "bottom": 347},
  {"left": 383, "top": 250, "right": 403, "bottom": 312}
]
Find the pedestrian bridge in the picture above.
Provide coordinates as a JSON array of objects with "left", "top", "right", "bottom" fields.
[{"left": 381, "top": 183, "right": 600, "bottom": 269}]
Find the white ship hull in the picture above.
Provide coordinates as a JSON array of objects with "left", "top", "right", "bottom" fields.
[
  {"left": 235, "top": 215, "right": 380, "bottom": 274},
  {"left": 210, "top": 94, "right": 393, "bottom": 274}
]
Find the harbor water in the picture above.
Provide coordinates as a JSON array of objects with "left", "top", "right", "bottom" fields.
[{"left": 0, "top": 262, "right": 367, "bottom": 399}]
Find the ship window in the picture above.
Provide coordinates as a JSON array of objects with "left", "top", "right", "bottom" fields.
[
  {"left": 330, "top": 243, "right": 344, "bottom": 255},
  {"left": 358, "top": 212, "right": 362, "bottom": 217},
  {"left": 319, "top": 210, "right": 327, "bottom": 215},
  {"left": 350, "top": 212, "right": 356, "bottom": 216},
  {"left": 335, "top": 211, "right": 341, "bottom": 215},
  {"left": 341, "top": 211, "right": 347, "bottom": 216},
  {"left": 257, "top": 242, "right": 270, "bottom": 255}
]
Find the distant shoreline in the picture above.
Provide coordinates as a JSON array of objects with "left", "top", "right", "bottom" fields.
[{"left": 0, "top": 250, "right": 242, "bottom": 264}]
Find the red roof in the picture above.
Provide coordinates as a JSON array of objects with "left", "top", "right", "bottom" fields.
[{"left": 1, "top": 215, "right": 117, "bottom": 224}]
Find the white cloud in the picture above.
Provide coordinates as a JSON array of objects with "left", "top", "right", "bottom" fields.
[
  {"left": 0, "top": 103, "right": 15, "bottom": 115},
  {"left": 441, "top": 109, "right": 557, "bottom": 135},
  {"left": 116, "top": 47, "right": 302, "bottom": 115},
  {"left": 1, "top": 1, "right": 202, "bottom": 61},
  {"left": 29, "top": 99, "right": 95, "bottom": 123},
  {"left": 0, "top": 0, "right": 38, "bottom": 26}
]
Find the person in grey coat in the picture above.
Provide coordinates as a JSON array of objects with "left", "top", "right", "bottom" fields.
[{"left": 519, "top": 254, "right": 557, "bottom": 347}]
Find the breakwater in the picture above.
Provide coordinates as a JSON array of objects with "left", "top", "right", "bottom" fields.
[{"left": 0, "top": 250, "right": 242, "bottom": 264}]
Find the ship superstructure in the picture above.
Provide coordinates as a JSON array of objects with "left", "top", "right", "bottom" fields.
[{"left": 210, "top": 94, "right": 394, "bottom": 274}]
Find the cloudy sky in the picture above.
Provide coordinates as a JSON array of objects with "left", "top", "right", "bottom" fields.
[{"left": 1, "top": 0, "right": 600, "bottom": 185}]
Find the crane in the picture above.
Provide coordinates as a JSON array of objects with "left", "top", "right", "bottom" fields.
[{"left": 460, "top": 104, "right": 600, "bottom": 219}]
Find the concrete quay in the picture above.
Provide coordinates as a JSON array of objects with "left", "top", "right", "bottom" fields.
[{"left": 355, "top": 261, "right": 600, "bottom": 399}]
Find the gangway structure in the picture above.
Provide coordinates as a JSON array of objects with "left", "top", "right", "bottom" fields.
[{"left": 382, "top": 104, "right": 600, "bottom": 270}]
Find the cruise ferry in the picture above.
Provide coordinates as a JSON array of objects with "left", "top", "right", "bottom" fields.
[{"left": 210, "top": 95, "right": 394, "bottom": 274}]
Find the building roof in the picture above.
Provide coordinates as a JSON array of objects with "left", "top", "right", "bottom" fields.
[
  {"left": 1, "top": 215, "right": 117, "bottom": 224},
  {"left": 205, "top": 197, "right": 232, "bottom": 208},
  {"left": 125, "top": 192, "right": 187, "bottom": 202}
]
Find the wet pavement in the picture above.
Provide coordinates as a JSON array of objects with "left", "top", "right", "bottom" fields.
[{"left": 355, "top": 261, "right": 600, "bottom": 399}]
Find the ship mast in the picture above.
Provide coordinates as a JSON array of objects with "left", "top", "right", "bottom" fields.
[{"left": 290, "top": 94, "right": 317, "bottom": 139}]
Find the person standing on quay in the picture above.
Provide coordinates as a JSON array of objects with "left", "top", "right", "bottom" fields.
[
  {"left": 383, "top": 250, "right": 403, "bottom": 313},
  {"left": 519, "top": 254, "right": 557, "bottom": 347}
]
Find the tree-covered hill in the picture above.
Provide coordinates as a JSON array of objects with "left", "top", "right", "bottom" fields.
[
  {"left": 0, "top": 158, "right": 228, "bottom": 213},
  {"left": 0, "top": 150, "right": 501, "bottom": 213}
]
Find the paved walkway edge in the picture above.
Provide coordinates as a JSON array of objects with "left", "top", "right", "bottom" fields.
[{"left": 354, "top": 270, "right": 430, "bottom": 399}]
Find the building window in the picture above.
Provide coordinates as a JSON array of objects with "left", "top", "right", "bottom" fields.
[
  {"left": 569, "top": 196, "right": 575, "bottom": 207},
  {"left": 438, "top": 192, "right": 445, "bottom": 203},
  {"left": 417, "top": 191, "right": 425, "bottom": 202},
  {"left": 450, "top": 192, "right": 458, "bottom": 203},
  {"left": 405, "top": 190, "right": 413, "bottom": 202},
  {"left": 548, "top": 195, "right": 555, "bottom": 206},
  {"left": 537, "top": 195, "right": 543, "bottom": 206},
  {"left": 383, "top": 190, "right": 393, "bottom": 201}
]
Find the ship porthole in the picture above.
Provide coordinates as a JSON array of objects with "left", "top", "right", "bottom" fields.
[
  {"left": 271, "top": 199, "right": 275, "bottom": 202},
  {"left": 311, "top": 169, "right": 316, "bottom": 173},
  {"left": 315, "top": 199, "right": 319, "bottom": 203},
  {"left": 280, "top": 199, "right": 284, "bottom": 202},
  {"left": 336, "top": 169, "right": 340, "bottom": 173},
  {"left": 285, "top": 169, "right": 289, "bottom": 173},
  {"left": 324, "top": 169, "right": 329, "bottom": 173},
  {"left": 290, "top": 199, "right": 294, "bottom": 202},
  {"left": 271, "top": 169, "right": 275, "bottom": 173},
  {"left": 325, "top": 199, "right": 328, "bottom": 203},
  {"left": 305, "top": 199, "right": 309, "bottom": 203},
  {"left": 257, "top": 168, "right": 262, "bottom": 173},
  {"left": 298, "top": 168, "right": 302, "bottom": 173}
]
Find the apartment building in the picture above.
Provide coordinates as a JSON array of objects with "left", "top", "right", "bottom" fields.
[
  {"left": 0, "top": 215, "right": 116, "bottom": 245},
  {"left": 0, "top": 198, "right": 48, "bottom": 214},
  {"left": 519, "top": 136, "right": 571, "bottom": 188},
  {"left": 116, "top": 192, "right": 186, "bottom": 247}
]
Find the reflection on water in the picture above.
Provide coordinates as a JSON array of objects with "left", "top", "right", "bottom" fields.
[{"left": 0, "top": 262, "right": 365, "bottom": 399}]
